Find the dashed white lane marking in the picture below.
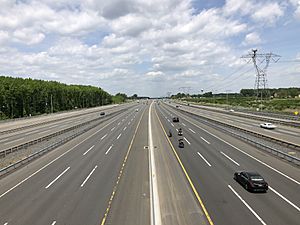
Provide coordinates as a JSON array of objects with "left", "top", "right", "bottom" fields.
[
  {"left": 183, "top": 137, "right": 191, "bottom": 145},
  {"left": 264, "top": 129, "right": 280, "bottom": 135},
  {"left": 123, "top": 126, "right": 127, "bottom": 131},
  {"left": 188, "top": 128, "right": 196, "bottom": 133},
  {"left": 0, "top": 114, "right": 123, "bottom": 198},
  {"left": 118, "top": 122, "right": 121, "bottom": 126},
  {"left": 105, "top": 145, "right": 113, "bottom": 155},
  {"left": 4, "top": 137, "right": 24, "bottom": 145},
  {"left": 83, "top": 145, "right": 95, "bottom": 156},
  {"left": 200, "top": 137, "right": 210, "bottom": 145},
  {"left": 228, "top": 185, "right": 266, "bottom": 225},
  {"left": 39, "top": 130, "right": 50, "bottom": 134},
  {"left": 101, "top": 134, "right": 107, "bottom": 140},
  {"left": 220, "top": 151, "right": 240, "bottom": 166},
  {"left": 117, "top": 133, "right": 122, "bottom": 139},
  {"left": 182, "top": 123, "right": 186, "bottom": 126},
  {"left": 171, "top": 123, "right": 174, "bottom": 127},
  {"left": 111, "top": 127, "right": 116, "bottom": 131},
  {"left": 269, "top": 186, "right": 300, "bottom": 212},
  {"left": 131, "top": 118, "right": 133, "bottom": 122},
  {"left": 278, "top": 129, "right": 299, "bottom": 136},
  {"left": 45, "top": 167, "right": 70, "bottom": 189},
  {"left": 167, "top": 119, "right": 170, "bottom": 122},
  {"left": 0, "top": 138, "right": 9, "bottom": 143},
  {"left": 51, "top": 221, "right": 57, "bottom": 225},
  {"left": 4, "top": 222, "right": 8, "bottom": 225},
  {"left": 128, "top": 122, "right": 131, "bottom": 125},
  {"left": 176, "top": 129, "right": 178, "bottom": 132},
  {"left": 80, "top": 165, "right": 98, "bottom": 187},
  {"left": 197, "top": 152, "right": 211, "bottom": 167}
]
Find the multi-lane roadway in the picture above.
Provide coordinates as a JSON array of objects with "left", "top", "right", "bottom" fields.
[{"left": 0, "top": 101, "right": 299, "bottom": 225}]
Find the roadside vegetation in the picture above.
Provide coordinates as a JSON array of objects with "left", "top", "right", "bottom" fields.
[
  {"left": 0, "top": 76, "right": 112, "bottom": 119},
  {"left": 171, "top": 88, "right": 300, "bottom": 113}
]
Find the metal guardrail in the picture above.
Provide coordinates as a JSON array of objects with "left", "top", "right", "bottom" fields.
[
  {"left": 0, "top": 108, "right": 130, "bottom": 177},
  {"left": 163, "top": 103, "right": 300, "bottom": 165},
  {"left": 176, "top": 102, "right": 300, "bottom": 128},
  {"left": 0, "top": 109, "right": 127, "bottom": 158},
  {"left": 0, "top": 104, "right": 121, "bottom": 135}
]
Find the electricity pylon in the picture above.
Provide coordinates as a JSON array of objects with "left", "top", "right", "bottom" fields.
[{"left": 241, "top": 49, "right": 280, "bottom": 102}]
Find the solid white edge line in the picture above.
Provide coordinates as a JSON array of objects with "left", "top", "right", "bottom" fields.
[
  {"left": 269, "top": 186, "right": 300, "bottom": 212},
  {"left": 197, "top": 152, "right": 211, "bottom": 167},
  {"left": 45, "top": 167, "right": 70, "bottom": 189},
  {"left": 101, "top": 134, "right": 107, "bottom": 140},
  {"left": 149, "top": 102, "right": 162, "bottom": 225},
  {"left": 188, "top": 128, "right": 196, "bottom": 133},
  {"left": 105, "top": 145, "right": 113, "bottom": 155},
  {"left": 200, "top": 136, "right": 210, "bottom": 145},
  {"left": 0, "top": 110, "right": 125, "bottom": 198},
  {"left": 180, "top": 115, "right": 300, "bottom": 185},
  {"left": 220, "top": 151, "right": 240, "bottom": 166},
  {"left": 4, "top": 137, "right": 24, "bottom": 145},
  {"left": 117, "top": 133, "right": 122, "bottom": 139},
  {"left": 228, "top": 185, "right": 267, "bottom": 225},
  {"left": 183, "top": 137, "right": 191, "bottom": 145},
  {"left": 80, "top": 165, "right": 98, "bottom": 187},
  {"left": 83, "top": 145, "right": 95, "bottom": 156}
]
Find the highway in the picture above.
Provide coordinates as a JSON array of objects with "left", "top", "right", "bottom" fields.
[
  {"left": 0, "top": 101, "right": 299, "bottom": 225},
  {"left": 0, "top": 104, "right": 134, "bottom": 151},
  {"left": 167, "top": 103, "right": 300, "bottom": 145}
]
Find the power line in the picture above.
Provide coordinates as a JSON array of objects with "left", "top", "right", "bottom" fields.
[{"left": 241, "top": 49, "right": 281, "bottom": 103}]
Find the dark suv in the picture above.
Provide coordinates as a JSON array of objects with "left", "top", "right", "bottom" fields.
[{"left": 172, "top": 117, "right": 179, "bottom": 122}]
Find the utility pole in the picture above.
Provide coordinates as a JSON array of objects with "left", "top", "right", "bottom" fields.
[
  {"left": 241, "top": 49, "right": 280, "bottom": 110},
  {"left": 50, "top": 94, "right": 53, "bottom": 114}
]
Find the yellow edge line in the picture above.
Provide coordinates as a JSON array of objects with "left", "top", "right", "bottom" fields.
[
  {"left": 154, "top": 106, "right": 215, "bottom": 225},
  {"left": 100, "top": 108, "right": 146, "bottom": 225}
]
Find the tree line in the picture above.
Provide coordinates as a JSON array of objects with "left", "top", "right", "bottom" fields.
[
  {"left": 0, "top": 76, "right": 112, "bottom": 119},
  {"left": 171, "top": 87, "right": 300, "bottom": 99}
]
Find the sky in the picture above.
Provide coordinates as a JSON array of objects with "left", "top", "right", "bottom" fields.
[{"left": 0, "top": 0, "right": 299, "bottom": 97}]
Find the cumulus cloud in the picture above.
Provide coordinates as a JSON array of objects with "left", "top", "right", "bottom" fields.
[
  {"left": 0, "top": 0, "right": 299, "bottom": 96},
  {"left": 251, "top": 2, "right": 284, "bottom": 24},
  {"left": 242, "top": 32, "right": 262, "bottom": 46}
]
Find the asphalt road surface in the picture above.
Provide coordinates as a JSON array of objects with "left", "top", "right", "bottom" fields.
[{"left": 0, "top": 101, "right": 299, "bottom": 225}]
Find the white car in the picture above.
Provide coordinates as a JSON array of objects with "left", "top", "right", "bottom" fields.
[{"left": 260, "top": 123, "right": 276, "bottom": 129}]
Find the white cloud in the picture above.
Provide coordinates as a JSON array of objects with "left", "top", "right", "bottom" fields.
[
  {"left": 251, "top": 2, "right": 284, "bottom": 24},
  {"left": 242, "top": 32, "right": 262, "bottom": 46},
  {"left": 0, "top": 0, "right": 299, "bottom": 96}
]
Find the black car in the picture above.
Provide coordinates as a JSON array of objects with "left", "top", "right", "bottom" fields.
[
  {"left": 178, "top": 139, "right": 184, "bottom": 148},
  {"left": 100, "top": 112, "right": 105, "bottom": 116},
  {"left": 172, "top": 117, "right": 179, "bottom": 122},
  {"left": 234, "top": 171, "right": 268, "bottom": 192},
  {"left": 178, "top": 128, "right": 183, "bottom": 136}
]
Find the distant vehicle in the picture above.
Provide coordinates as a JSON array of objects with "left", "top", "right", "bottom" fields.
[
  {"left": 176, "top": 105, "right": 179, "bottom": 108},
  {"left": 100, "top": 112, "right": 105, "bottom": 116},
  {"left": 172, "top": 117, "right": 179, "bottom": 122},
  {"left": 178, "top": 139, "right": 184, "bottom": 148},
  {"left": 178, "top": 128, "right": 183, "bottom": 136},
  {"left": 135, "top": 109, "right": 139, "bottom": 112},
  {"left": 229, "top": 109, "right": 235, "bottom": 112},
  {"left": 234, "top": 171, "right": 268, "bottom": 192},
  {"left": 260, "top": 122, "right": 276, "bottom": 129}
]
